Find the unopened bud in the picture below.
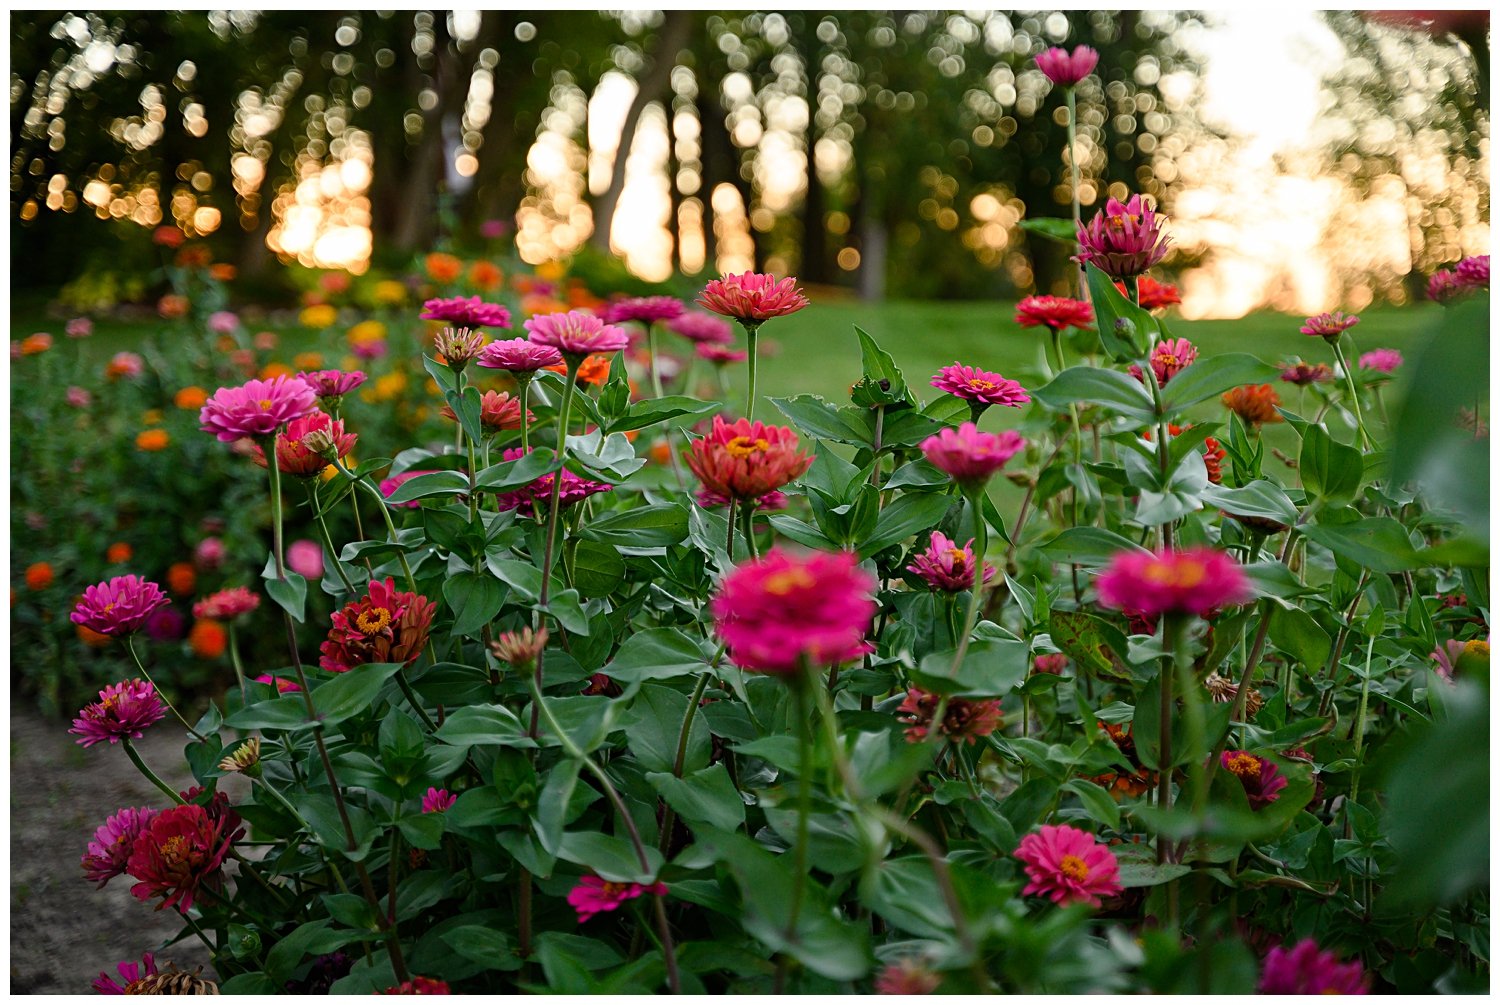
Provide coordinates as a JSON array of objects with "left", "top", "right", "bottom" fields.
[
  {"left": 491, "top": 626, "right": 549, "bottom": 671},
  {"left": 300, "top": 429, "right": 337, "bottom": 457}
]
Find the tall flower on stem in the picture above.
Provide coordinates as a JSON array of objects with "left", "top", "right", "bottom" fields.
[
  {"left": 696, "top": 272, "right": 809, "bottom": 419},
  {"left": 1037, "top": 43, "right": 1100, "bottom": 295},
  {"left": 929, "top": 363, "right": 1029, "bottom": 421},
  {"left": 1300, "top": 309, "right": 1374, "bottom": 448},
  {"left": 685, "top": 415, "right": 812, "bottom": 550},
  {"left": 70, "top": 679, "right": 166, "bottom": 748},
  {"left": 1075, "top": 194, "right": 1172, "bottom": 281},
  {"left": 478, "top": 338, "right": 564, "bottom": 450}
]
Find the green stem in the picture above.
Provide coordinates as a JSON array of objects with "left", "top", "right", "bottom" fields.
[
  {"left": 124, "top": 636, "right": 205, "bottom": 741},
  {"left": 743, "top": 323, "right": 760, "bottom": 420},
  {"left": 122, "top": 738, "right": 186, "bottom": 803},
  {"left": 1330, "top": 340, "right": 1374, "bottom": 451},
  {"left": 776, "top": 676, "right": 814, "bottom": 992},
  {"left": 517, "top": 375, "right": 533, "bottom": 453},
  {"left": 739, "top": 499, "right": 759, "bottom": 559},
  {"left": 309, "top": 482, "right": 356, "bottom": 594},
  {"left": 227, "top": 623, "right": 248, "bottom": 705},
  {"left": 1348, "top": 635, "right": 1376, "bottom": 807},
  {"left": 950, "top": 485, "right": 989, "bottom": 673}
]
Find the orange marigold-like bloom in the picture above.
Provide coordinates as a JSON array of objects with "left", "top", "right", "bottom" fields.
[
  {"left": 175, "top": 245, "right": 212, "bottom": 268},
  {"left": 209, "top": 263, "right": 237, "bottom": 282},
  {"left": 106, "top": 542, "right": 134, "bottom": 563},
  {"left": 175, "top": 386, "right": 208, "bottom": 410},
  {"left": 1222, "top": 384, "right": 1284, "bottom": 427},
  {"left": 166, "top": 562, "right": 197, "bottom": 596},
  {"left": 152, "top": 225, "right": 186, "bottom": 248},
  {"left": 686, "top": 415, "right": 813, "bottom": 502},
  {"left": 469, "top": 260, "right": 503, "bottom": 290},
  {"left": 293, "top": 351, "right": 325, "bottom": 371},
  {"left": 25, "top": 562, "right": 54, "bottom": 590},
  {"left": 188, "top": 619, "right": 228, "bottom": 660},
  {"left": 544, "top": 352, "right": 613, "bottom": 386},
  {"left": 136, "top": 429, "right": 171, "bottom": 452},
  {"left": 21, "top": 333, "right": 52, "bottom": 355},
  {"left": 425, "top": 252, "right": 463, "bottom": 284},
  {"left": 259, "top": 362, "right": 294, "bottom": 381},
  {"left": 158, "top": 294, "right": 190, "bottom": 319}
]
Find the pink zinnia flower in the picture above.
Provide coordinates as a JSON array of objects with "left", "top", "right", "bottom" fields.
[
  {"left": 696, "top": 272, "right": 810, "bottom": 324},
  {"left": 254, "top": 673, "right": 301, "bottom": 693},
  {"left": 874, "top": 959, "right": 942, "bottom": 995},
  {"left": 107, "top": 351, "right": 145, "bottom": 380},
  {"left": 1427, "top": 269, "right": 1465, "bottom": 302},
  {"left": 601, "top": 295, "right": 684, "bottom": 325},
  {"left": 525, "top": 310, "right": 630, "bottom": 359},
  {"left": 1075, "top": 194, "right": 1171, "bottom": 280},
  {"left": 494, "top": 447, "right": 612, "bottom": 516},
  {"left": 930, "top": 363, "right": 1030, "bottom": 408},
  {"left": 1280, "top": 362, "right": 1334, "bottom": 386},
  {"left": 898, "top": 689, "right": 1003, "bottom": 744},
  {"left": 1035, "top": 44, "right": 1099, "bottom": 86},
  {"left": 82, "top": 807, "right": 157, "bottom": 887},
  {"left": 1300, "top": 310, "right": 1360, "bottom": 341},
  {"left": 126, "top": 801, "right": 241, "bottom": 912},
  {"left": 491, "top": 626, "right": 549, "bottom": 670},
  {"left": 667, "top": 312, "right": 735, "bottom": 344},
  {"left": 71, "top": 575, "right": 170, "bottom": 637},
  {"left": 919, "top": 423, "right": 1026, "bottom": 487},
  {"left": 318, "top": 577, "right": 437, "bottom": 673},
  {"left": 1033, "top": 653, "right": 1069, "bottom": 675},
  {"left": 199, "top": 375, "right": 319, "bottom": 442},
  {"left": 695, "top": 487, "right": 787, "bottom": 511},
  {"left": 481, "top": 219, "right": 510, "bottom": 239},
  {"left": 1221, "top": 750, "right": 1288, "bottom": 810},
  {"left": 299, "top": 369, "right": 366, "bottom": 400},
  {"left": 1014, "top": 823, "right": 1122, "bottom": 908},
  {"left": 286, "top": 539, "right": 325, "bottom": 579},
  {"left": 193, "top": 587, "right": 260, "bottom": 620},
  {"left": 194, "top": 536, "right": 225, "bottom": 570},
  {"left": 477, "top": 337, "right": 565, "bottom": 372},
  {"left": 1258, "top": 940, "right": 1369, "bottom": 994},
  {"left": 1431, "top": 638, "right": 1484, "bottom": 680},
  {"left": 421, "top": 788, "right": 456, "bottom": 813},
  {"left": 696, "top": 342, "right": 749, "bottom": 365},
  {"left": 1014, "top": 296, "right": 1095, "bottom": 332},
  {"left": 207, "top": 311, "right": 239, "bottom": 335},
  {"left": 66, "top": 386, "right": 92, "bottom": 408},
  {"left": 70, "top": 679, "right": 167, "bottom": 747},
  {"left": 711, "top": 548, "right": 877, "bottom": 673},
  {"left": 253, "top": 330, "right": 278, "bottom": 351},
  {"left": 66, "top": 317, "right": 94, "bottom": 338},
  {"left": 1128, "top": 337, "right": 1197, "bottom": 386},
  {"left": 1097, "top": 546, "right": 1251, "bottom": 617},
  {"left": 379, "top": 470, "right": 441, "bottom": 510},
  {"left": 253, "top": 410, "right": 356, "bottom": 477},
  {"left": 1357, "top": 348, "right": 1403, "bottom": 375},
  {"left": 686, "top": 415, "right": 814, "bottom": 502},
  {"left": 567, "top": 875, "right": 668, "bottom": 923},
  {"left": 421, "top": 295, "right": 511, "bottom": 329},
  {"left": 93, "top": 952, "right": 157, "bottom": 995},
  {"left": 351, "top": 338, "right": 388, "bottom": 360},
  {"left": 907, "top": 531, "right": 996, "bottom": 593},
  {"left": 1456, "top": 254, "right": 1489, "bottom": 289}
]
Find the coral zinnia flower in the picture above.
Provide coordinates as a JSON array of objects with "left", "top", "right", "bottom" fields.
[
  {"left": 299, "top": 369, "right": 367, "bottom": 400},
  {"left": 1075, "top": 194, "right": 1171, "bottom": 280},
  {"left": 930, "top": 363, "right": 1030, "bottom": 408},
  {"left": 126, "top": 801, "right": 241, "bottom": 912},
  {"left": 423, "top": 295, "right": 511, "bottom": 331},
  {"left": 1258, "top": 940, "right": 1369, "bottom": 994},
  {"left": 21, "top": 332, "right": 52, "bottom": 355},
  {"left": 493, "top": 446, "right": 612, "bottom": 516},
  {"left": 686, "top": 415, "right": 813, "bottom": 502},
  {"left": 188, "top": 619, "right": 228, "bottom": 660},
  {"left": 319, "top": 577, "right": 436, "bottom": 673},
  {"left": 424, "top": 252, "right": 463, "bottom": 284},
  {"left": 1014, "top": 295, "right": 1094, "bottom": 332},
  {"left": 1097, "top": 546, "right": 1251, "bottom": 617},
  {"left": 1221, "top": 384, "right": 1283, "bottom": 428},
  {"left": 421, "top": 788, "right": 456, "bottom": 813},
  {"left": 1033, "top": 653, "right": 1069, "bottom": 675},
  {"left": 1357, "top": 348, "right": 1403, "bottom": 375},
  {"left": 106, "top": 352, "right": 145, "bottom": 380},
  {"left": 1300, "top": 310, "right": 1360, "bottom": 341},
  {"left": 477, "top": 337, "right": 564, "bottom": 372},
  {"left": 1014, "top": 824, "right": 1122, "bottom": 907},
  {"left": 874, "top": 959, "right": 942, "bottom": 995},
  {"left": 381, "top": 977, "right": 453, "bottom": 995},
  {"left": 525, "top": 310, "right": 630, "bottom": 359},
  {"left": 66, "top": 386, "right": 92, "bottom": 408},
  {"left": 1035, "top": 44, "right": 1099, "bottom": 86},
  {"left": 441, "top": 389, "right": 531, "bottom": 434},
  {"left": 696, "top": 342, "right": 748, "bottom": 365},
  {"left": 898, "top": 688, "right": 1003, "bottom": 744},
  {"left": 82, "top": 807, "right": 157, "bottom": 886},
  {"left": 567, "top": 875, "right": 669, "bottom": 922},
  {"left": 1135, "top": 276, "right": 1182, "bottom": 310},
  {"left": 697, "top": 272, "right": 809, "bottom": 324},
  {"left": 667, "top": 312, "right": 734, "bottom": 344},
  {"left": 93, "top": 952, "right": 158, "bottom": 994},
  {"left": 711, "top": 548, "right": 877, "bottom": 673},
  {"left": 199, "top": 375, "right": 319, "bottom": 442},
  {"left": 920, "top": 423, "right": 1026, "bottom": 487},
  {"left": 252, "top": 410, "right": 356, "bottom": 477},
  {"left": 907, "top": 531, "right": 996, "bottom": 593},
  {"left": 1143, "top": 423, "right": 1224, "bottom": 484},
  {"left": 544, "top": 351, "right": 613, "bottom": 386},
  {"left": 71, "top": 576, "right": 170, "bottom": 637},
  {"left": 1128, "top": 337, "right": 1197, "bottom": 386},
  {"left": 1221, "top": 751, "right": 1289, "bottom": 810},
  {"left": 1280, "top": 361, "right": 1334, "bottom": 386},
  {"left": 601, "top": 295, "right": 684, "bottom": 325}
]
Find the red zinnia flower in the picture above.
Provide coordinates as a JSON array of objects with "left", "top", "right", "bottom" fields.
[
  {"left": 1456, "top": 254, "right": 1489, "bottom": 289},
  {"left": 1033, "top": 653, "right": 1068, "bottom": 675},
  {"left": 1280, "top": 362, "right": 1334, "bottom": 386},
  {"left": 874, "top": 959, "right": 942, "bottom": 995},
  {"left": 252, "top": 410, "right": 356, "bottom": 477},
  {"left": 299, "top": 369, "right": 366, "bottom": 400},
  {"left": 421, "top": 788, "right": 456, "bottom": 813},
  {"left": 567, "top": 875, "right": 668, "bottom": 922},
  {"left": 193, "top": 587, "right": 260, "bottom": 621},
  {"left": 1135, "top": 276, "right": 1182, "bottom": 310},
  {"left": 254, "top": 673, "right": 301, "bottom": 693},
  {"left": 1358, "top": 348, "right": 1403, "bottom": 375},
  {"left": 1097, "top": 546, "right": 1252, "bottom": 617},
  {"left": 696, "top": 272, "right": 809, "bottom": 324},
  {"left": 440, "top": 389, "right": 531, "bottom": 434},
  {"left": 126, "top": 802, "right": 241, "bottom": 912},
  {"left": 1299, "top": 310, "right": 1360, "bottom": 341},
  {"left": 1075, "top": 194, "right": 1171, "bottom": 280},
  {"left": 491, "top": 626, "right": 548, "bottom": 670},
  {"left": 898, "top": 688, "right": 1003, "bottom": 744},
  {"left": 685, "top": 415, "right": 813, "bottom": 503},
  {"left": 93, "top": 952, "right": 158, "bottom": 994},
  {"left": 319, "top": 577, "right": 437, "bottom": 673},
  {"left": 1014, "top": 824, "right": 1122, "bottom": 907},
  {"left": 696, "top": 342, "right": 748, "bottom": 365},
  {"left": 712, "top": 548, "right": 877, "bottom": 673},
  {"left": 1015, "top": 295, "right": 1094, "bottom": 332},
  {"left": 1128, "top": 337, "right": 1197, "bottom": 386},
  {"left": 476, "top": 337, "right": 564, "bottom": 373},
  {"left": 381, "top": 976, "right": 452, "bottom": 995}
]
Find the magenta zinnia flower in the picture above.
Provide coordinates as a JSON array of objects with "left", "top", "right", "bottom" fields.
[
  {"left": 1258, "top": 940, "right": 1369, "bottom": 994},
  {"left": 1456, "top": 254, "right": 1489, "bottom": 289},
  {"left": 66, "top": 317, "right": 94, "bottom": 338},
  {"left": 70, "top": 679, "right": 167, "bottom": 747},
  {"left": 254, "top": 673, "right": 301, "bottom": 693},
  {"left": 1035, "top": 44, "right": 1099, "bottom": 86},
  {"left": 1097, "top": 546, "right": 1252, "bottom": 617},
  {"left": 1128, "top": 337, "right": 1197, "bottom": 386},
  {"left": 82, "top": 807, "right": 157, "bottom": 886},
  {"left": 525, "top": 310, "right": 630, "bottom": 359},
  {"left": 71, "top": 575, "right": 170, "bottom": 637},
  {"left": 711, "top": 548, "right": 877, "bottom": 673},
  {"left": 567, "top": 875, "right": 669, "bottom": 922},
  {"left": 379, "top": 469, "right": 442, "bottom": 510},
  {"left": 1014, "top": 824, "right": 1122, "bottom": 908},
  {"left": 107, "top": 351, "right": 145, "bottom": 380},
  {"left": 667, "top": 312, "right": 735, "bottom": 344},
  {"left": 421, "top": 787, "right": 456, "bottom": 813},
  {"left": 66, "top": 386, "right": 92, "bottom": 408},
  {"left": 199, "top": 375, "right": 319, "bottom": 442},
  {"left": 494, "top": 446, "right": 612, "bottom": 516},
  {"left": 434, "top": 326, "right": 489, "bottom": 367},
  {"left": 1033, "top": 653, "right": 1069, "bottom": 675},
  {"left": 697, "top": 272, "right": 809, "bottom": 324},
  {"left": 299, "top": 369, "right": 366, "bottom": 400},
  {"left": 319, "top": 577, "right": 437, "bottom": 674},
  {"left": 476, "top": 337, "right": 564, "bottom": 372},
  {"left": 1357, "top": 348, "right": 1403, "bottom": 375},
  {"left": 1300, "top": 310, "right": 1360, "bottom": 341},
  {"left": 207, "top": 310, "right": 239, "bottom": 335},
  {"left": 930, "top": 363, "right": 1030, "bottom": 408},
  {"left": 695, "top": 487, "right": 788, "bottom": 511},
  {"left": 421, "top": 295, "right": 511, "bottom": 329},
  {"left": 1427, "top": 268, "right": 1465, "bottom": 303},
  {"left": 1075, "top": 194, "right": 1171, "bottom": 280},
  {"left": 193, "top": 587, "right": 260, "bottom": 621},
  {"left": 126, "top": 801, "right": 241, "bottom": 912},
  {"left": 93, "top": 952, "right": 157, "bottom": 995},
  {"left": 1221, "top": 750, "right": 1289, "bottom": 810},
  {"left": 907, "top": 531, "right": 996, "bottom": 593},
  {"left": 287, "top": 539, "right": 325, "bottom": 579},
  {"left": 696, "top": 342, "right": 749, "bottom": 365},
  {"left": 601, "top": 295, "right": 684, "bottom": 325},
  {"left": 919, "top": 423, "right": 1026, "bottom": 487}
]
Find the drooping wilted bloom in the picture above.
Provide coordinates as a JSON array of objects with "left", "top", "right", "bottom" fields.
[
  {"left": 1128, "top": 337, "right": 1197, "bottom": 386},
  {"left": 1097, "top": 546, "right": 1252, "bottom": 617},
  {"left": 685, "top": 415, "right": 814, "bottom": 502},
  {"left": 1014, "top": 824, "right": 1122, "bottom": 908},
  {"left": 476, "top": 337, "right": 564, "bottom": 372},
  {"left": 1035, "top": 44, "right": 1099, "bottom": 86},
  {"left": 1074, "top": 194, "right": 1171, "bottom": 279},
  {"left": 920, "top": 423, "right": 1026, "bottom": 487},
  {"left": 1300, "top": 310, "right": 1360, "bottom": 341},
  {"left": 1221, "top": 750, "right": 1288, "bottom": 809},
  {"left": 712, "top": 548, "right": 878, "bottom": 673},
  {"left": 930, "top": 363, "right": 1030, "bottom": 408},
  {"left": 1221, "top": 384, "right": 1283, "bottom": 427},
  {"left": 421, "top": 787, "right": 456, "bottom": 813},
  {"left": 490, "top": 625, "right": 548, "bottom": 670},
  {"left": 601, "top": 295, "right": 684, "bottom": 325},
  {"left": 697, "top": 272, "right": 809, "bottom": 324},
  {"left": 1280, "top": 361, "right": 1334, "bottom": 386},
  {"left": 525, "top": 311, "right": 630, "bottom": 359},
  {"left": 1014, "top": 295, "right": 1094, "bottom": 332},
  {"left": 122, "top": 966, "right": 220, "bottom": 995},
  {"left": 874, "top": 959, "right": 942, "bottom": 995},
  {"left": 907, "top": 531, "right": 996, "bottom": 593},
  {"left": 126, "top": 802, "right": 241, "bottom": 912},
  {"left": 93, "top": 952, "right": 158, "bottom": 994},
  {"left": 319, "top": 578, "right": 437, "bottom": 673},
  {"left": 199, "top": 375, "right": 318, "bottom": 442},
  {"left": 898, "top": 689, "right": 1003, "bottom": 744},
  {"left": 82, "top": 807, "right": 157, "bottom": 887},
  {"left": 218, "top": 737, "right": 261, "bottom": 774},
  {"left": 1258, "top": 940, "right": 1369, "bottom": 994},
  {"left": 253, "top": 410, "right": 356, "bottom": 477},
  {"left": 299, "top": 368, "right": 367, "bottom": 401},
  {"left": 494, "top": 447, "right": 612, "bottom": 516},
  {"left": 667, "top": 312, "right": 735, "bottom": 344},
  {"left": 567, "top": 875, "right": 669, "bottom": 922},
  {"left": 193, "top": 587, "right": 260, "bottom": 621},
  {"left": 71, "top": 576, "right": 171, "bottom": 637},
  {"left": 1204, "top": 672, "right": 1263, "bottom": 717},
  {"left": 433, "top": 326, "right": 489, "bottom": 369},
  {"left": 1358, "top": 348, "right": 1403, "bottom": 375},
  {"left": 421, "top": 295, "right": 511, "bottom": 329}
]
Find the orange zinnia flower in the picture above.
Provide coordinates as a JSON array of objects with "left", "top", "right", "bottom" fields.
[
  {"left": 166, "top": 562, "right": 197, "bottom": 596},
  {"left": 25, "top": 562, "right": 54, "bottom": 590},
  {"left": 188, "top": 619, "right": 228, "bottom": 660},
  {"left": 175, "top": 386, "right": 209, "bottom": 410},
  {"left": 425, "top": 252, "right": 463, "bottom": 284},
  {"left": 106, "top": 542, "right": 133, "bottom": 563},
  {"left": 469, "top": 260, "right": 503, "bottom": 290},
  {"left": 136, "top": 429, "right": 171, "bottom": 452},
  {"left": 1221, "top": 384, "right": 1284, "bottom": 428}
]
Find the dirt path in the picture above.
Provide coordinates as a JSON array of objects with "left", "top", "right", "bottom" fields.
[{"left": 9, "top": 707, "right": 216, "bottom": 994}]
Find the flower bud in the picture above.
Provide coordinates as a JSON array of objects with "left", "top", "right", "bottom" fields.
[
  {"left": 299, "top": 428, "right": 337, "bottom": 457},
  {"left": 218, "top": 737, "right": 262, "bottom": 776},
  {"left": 491, "top": 626, "right": 549, "bottom": 671}
]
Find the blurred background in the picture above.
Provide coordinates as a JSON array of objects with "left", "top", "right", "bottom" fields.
[{"left": 9, "top": 9, "right": 1490, "bottom": 317}]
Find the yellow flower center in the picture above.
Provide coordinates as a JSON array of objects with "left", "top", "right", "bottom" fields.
[
  {"left": 355, "top": 607, "right": 393, "bottom": 633},
  {"left": 258, "top": 399, "right": 273, "bottom": 410},
  {"left": 1157, "top": 353, "right": 1178, "bottom": 368},
  {"left": 159, "top": 835, "right": 190, "bottom": 863},
  {"left": 1142, "top": 559, "right": 1205, "bottom": 589},
  {"left": 763, "top": 568, "right": 815, "bottom": 596},
  {"left": 102, "top": 602, "right": 116, "bottom": 614},
  {"left": 1227, "top": 752, "right": 1261, "bottom": 780},
  {"left": 1463, "top": 640, "right": 1489, "bottom": 658},
  {"left": 725, "top": 435, "right": 770, "bottom": 458},
  {"left": 947, "top": 548, "right": 968, "bottom": 564},
  {"left": 1059, "top": 854, "right": 1090, "bottom": 882},
  {"left": 967, "top": 378, "right": 996, "bottom": 391},
  {"left": 601, "top": 881, "right": 629, "bottom": 897}
]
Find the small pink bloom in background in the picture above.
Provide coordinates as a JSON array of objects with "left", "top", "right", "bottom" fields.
[
  {"left": 253, "top": 330, "right": 279, "bottom": 351},
  {"left": 525, "top": 310, "right": 630, "bottom": 359},
  {"left": 299, "top": 368, "right": 366, "bottom": 399},
  {"left": 668, "top": 312, "right": 735, "bottom": 345},
  {"left": 1014, "top": 823, "right": 1122, "bottom": 908},
  {"left": 874, "top": 959, "right": 942, "bottom": 995},
  {"left": 1257, "top": 940, "right": 1369, "bottom": 994},
  {"left": 70, "top": 679, "right": 167, "bottom": 747},
  {"left": 10, "top": 342, "right": 20, "bottom": 361},
  {"left": 144, "top": 607, "right": 186, "bottom": 641},
  {"left": 491, "top": 626, "right": 549, "bottom": 670},
  {"left": 601, "top": 295, "right": 684, "bottom": 325},
  {"left": 351, "top": 339, "right": 387, "bottom": 360},
  {"left": 421, "top": 788, "right": 456, "bottom": 813},
  {"left": 567, "top": 875, "right": 668, "bottom": 923},
  {"left": 379, "top": 470, "right": 441, "bottom": 509},
  {"left": 1035, "top": 44, "right": 1099, "bottom": 86},
  {"left": 66, "top": 386, "right": 92, "bottom": 408},
  {"left": 1033, "top": 653, "right": 1069, "bottom": 675},
  {"left": 930, "top": 363, "right": 1030, "bottom": 408},
  {"left": 696, "top": 342, "right": 748, "bottom": 365},
  {"left": 421, "top": 295, "right": 511, "bottom": 330},
  {"left": 93, "top": 952, "right": 158, "bottom": 995},
  {"left": 106, "top": 351, "right": 145, "bottom": 380},
  {"left": 480, "top": 218, "right": 511, "bottom": 239},
  {"left": 712, "top": 547, "right": 877, "bottom": 673},
  {"left": 1128, "top": 337, "right": 1197, "bottom": 386},
  {"left": 1096, "top": 546, "right": 1252, "bottom": 618},
  {"left": 199, "top": 375, "right": 318, "bottom": 442},
  {"left": 1431, "top": 638, "right": 1489, "bottom": 680},
  {"left": 207, "top": 311, "right": 239, "bottom": 335},
  {"left": 71, "top": 575, "right": 170, "bottom": 636},
  {"left": 1280, "top": 361, "right": 1334, "bottom": 386},
  {"left": 477, "top": 337, "right": 564, "bottom": 372},
  {"left": 697, "top": 272, "right": 810, "bottom": 324},
  {"left": 66, "top": 316, "right": 94, "bottom": 338},
  {"left": 254, "top": 673, "right": 301, "bottom": 692},
  {"left": 1075, "top": 194, "right": 1171, "bottom": 280},
  {"left": 494, "top": 447, "right": 612, "bottom": 516},
  {"left": 433, "top": 326, "right": 490, "bottom": 367},
  {"left": 319, "top": 271, "right": 351, "bottom": 294},
  {"left": 1357, "top": 348, "right": 1403, "bottom": 375},
  {"left": 194, "top": 536, "right": 226, "bottom": 570},
  {"left": 907, "top": 531, "right": 996, "bottom": 593},
  {"left": 1221, "top": 750, "right": 1288, "bottom": 809},
  {"left": 286, "top": 539, "right": 325, "bottom": 579},
  {"left": 920, "top": 422, "right": 1026, "bottom": 487},
  {"left": 898, "top": 689, "right": 1003, "bottom": 744},
  {"left": 1300, "top": 310, "right": 1361, "bottom": 340},
  {"left": 1456, "top": 253, "right": 1489, "bottom": 289},
  {"left": 82, "top": 807, "right": 157, "bottom": 887},
  {"left": 194, "top": 586, "right": 260, "bottom": 620}
]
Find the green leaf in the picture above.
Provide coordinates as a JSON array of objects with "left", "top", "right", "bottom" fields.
[
  {"left": 442, "top": 572, "right": 507, "bottom": 636},
  {"left": 398, "top": 812, "right": 446, "bottom": 851},
  {"left": 852, "top": 325, "right": 909, "bottom": 405},
  {"left": 768, "top": 394, "right": 872, "bottom": 446},
  {"left": 571, "top": 540, "right": 627, "bottom": 597},
  {"left": 1267, "top": 605, "right": 1332, "bottom": 670},
  {"left": 1020, "top": 216, "right": 1079, "bottom": 244},
  {"left": 603, "top": 629, "right": 712, "bottom": 683},
  {"left": 434, "top": 704, "right": 534, "bottom": 748},
  {"left": 1301, "top": 517, "right": 1423, "bottom": 573},
  {"left": 557, "top": 831, "right": 663, "bottom": 884},
  {"left": 1048, "top": 609, "right": 1132, "bottom": 684},
  {"left": 1034, "top": 366, "right": 1157, "bottom": 425},
  {"left": 541, "top": 589, "right": 590, "bottom": 635},
  {"left": 442, "top": 925, "right": 522, "bottom": 972},
  {"left": 910, "top": 639, "right": 1029, "bottom": 698},
  {"left": 261, "top": 559, "right": 308, "bottom": 623},
  {"left": 1040, "top": 526, "right": 1152, "bottom": 566},
  {"left": 1202, "top": 480, "right": 1299, "bottom": 526},
  {"left": 582, "top": 503, "right": 688, "bottom": 548},
  {"left": 1117, "top": 858, "right": 1193, "bottom": 888},
  {"left": 1086, "top": 263, "right": 1157, "bottom": 361},
  {"left": 474, "top": 448, "right": 560, "bottom": 491},
  {"left": 313, "top": 662, "right": 403, "bottom": 726},
  {"left": 624, "top": 685, "right": 709, "bottom": 774},
  {"left": 647, "top": 763, "right": 746, "bottom": 831},
  {"left": 1161, "top": 353, "right": 1280, "bottom": 413},
  {"left": 858, "top": 492, "right": 953, "bottom": 557},
  {"left": 1299, "top": 424, "right": 1363, "bottom": 507},
  {"left": 1063, "top": 777, "right": 1122, "bottom": 830},
  {"left": 383, "top": 470, "right": 470, "bottom": 503},
  {"left": 609, "top": 395, "right": 716, "bottom": 433},
  {"left": 224, "top": 694, "right": 311, "bottom": 731}
]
